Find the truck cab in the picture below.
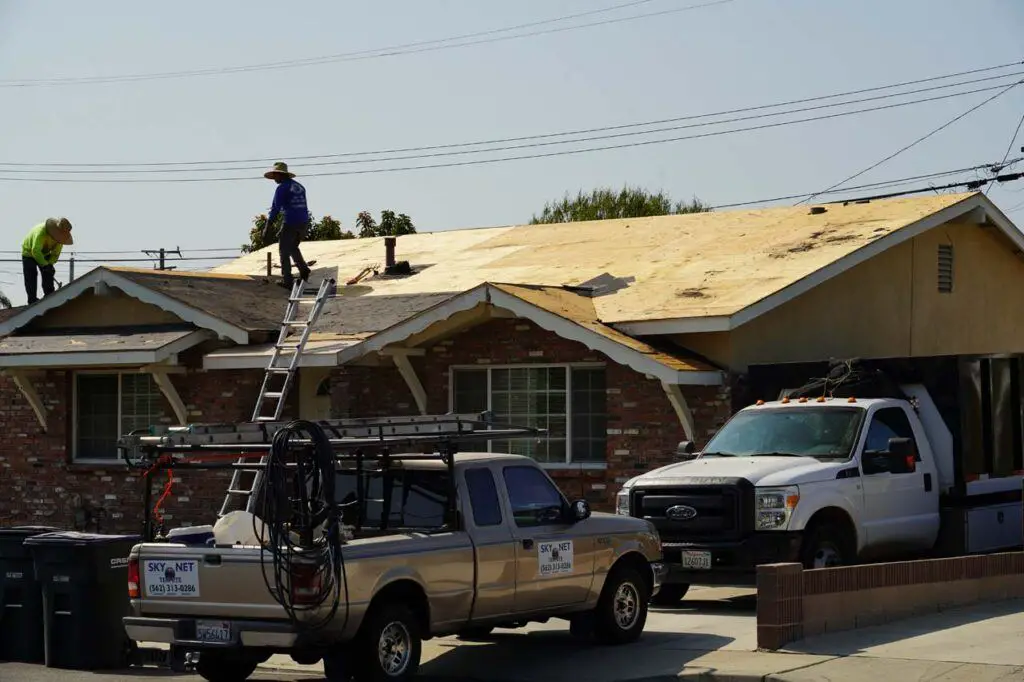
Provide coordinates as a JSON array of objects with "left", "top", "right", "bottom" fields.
[{"left": 616, "top": 381, "right": 1019, "bottom": 605}]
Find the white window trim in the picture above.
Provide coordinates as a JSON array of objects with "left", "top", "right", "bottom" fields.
[
  {"left": 448, "top": 363, "right": 608, "bottom": 470},
  {"left": 72, "top": 370, "right": 165, "bottom": 465}
]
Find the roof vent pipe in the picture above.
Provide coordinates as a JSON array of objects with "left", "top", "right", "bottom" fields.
[
  {"left": 809, "top": 206, "right": 827, "bottom": 215},
  {"left": 384, "top": 237, "right": 396, "bottom": 268}
]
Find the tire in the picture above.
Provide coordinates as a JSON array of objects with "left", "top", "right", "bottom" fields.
[
  {"left": 650, "top": 583, "right": 690, "bottom": 607},
  {"left": 800, "top": 523, "right": 853, "bottom": 569},
  {"left": 592, "top": 566, "right": 650, "bottom": 645},
  {"left": 194, "top": 650, "right": 258, "bottom": 682},
  {"left": 456, "top": 625, "right": 495, "bottom": 641},
  {"left": 352, "top": 602, "right": 422, "bottom": 682}
]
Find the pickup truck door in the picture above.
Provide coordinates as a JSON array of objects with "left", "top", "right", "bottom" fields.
[
  {"left": 499, "top": 464, "right": 595, "bottom": 614},
  {"left": 462, "top": 466, "right": 518, "bottom": 621},
  {"left": 859, "top": 406, "right": 940, "bottom": 552}
]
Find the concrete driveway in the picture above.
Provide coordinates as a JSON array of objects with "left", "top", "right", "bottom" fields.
[{"left": 0, "top": 587, "right": 757, "bottom": 682}]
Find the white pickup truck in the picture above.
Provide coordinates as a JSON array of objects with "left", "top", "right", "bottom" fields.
[{"left": 617, "top": 379, "right": 1024, "bottom": 604}]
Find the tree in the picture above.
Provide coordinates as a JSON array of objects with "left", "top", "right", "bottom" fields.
[
  {"left": 242, "top": 213, "right": 354, "bottom": 254},
  {"left": 529, "top": 186, "right": 711, "bottom": 224},
  {"left": 355, "top": 210, "right": 417, "bottom": 238},
  {"left": 0, "top": 293, "right": 10, "bottom": 309}
]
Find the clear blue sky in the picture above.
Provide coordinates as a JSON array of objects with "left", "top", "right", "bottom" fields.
[{"left": 0, "top": 0, "right": 1022, "bottom": 305}]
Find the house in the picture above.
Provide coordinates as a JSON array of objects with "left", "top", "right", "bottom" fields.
[{"left": 0, "top": 191, "right": 1021, "bottom": 533}]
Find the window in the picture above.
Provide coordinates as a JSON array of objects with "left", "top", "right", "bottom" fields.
[
  {"left": 703, "top": 407, "right": 863, "bottom": 459},
  {"left": 451, "top": 366, "right": 607, "bottom": 465},
  {"left": 862, "top": 407, "right": 918, "bottom": 474},
  {"left": 464, "top": 467, "right": 502, "bottom": 527},
  {"left": 334, "top": 468, "right": 451, "bottom": 529},
  {"left": 74, "top": 373, "right": 164, "bottom": 461},
  {"left": 502, "top": 465, "right": 565, "bottom": 528}
]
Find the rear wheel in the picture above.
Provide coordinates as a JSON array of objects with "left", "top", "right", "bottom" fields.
[
  {"left": 352, "top": 602, "right": 422, "bottom": 682},
  {"left": 194, "top": 650, "right": 258, "bottom": 682},
  {"left": 592, "top": 566, "right": 650, "bottom": 645},
  {"left": 650, "top": 583, "right": 690, "bottom": 607}
]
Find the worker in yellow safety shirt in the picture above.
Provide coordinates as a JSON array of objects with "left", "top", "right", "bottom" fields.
[{"left": 21, "top": 217, "right": 73, "bottom": 304}]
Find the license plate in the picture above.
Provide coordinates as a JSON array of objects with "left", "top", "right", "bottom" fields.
[
  {"left": 679, "top": 551, "right": 712, "bottom": 570},
  {"left": 143, "top": 559, "right": 200, "bottom": 598},
  {"left": 196, "top": 620, "right": 232, "bottom": 644}
]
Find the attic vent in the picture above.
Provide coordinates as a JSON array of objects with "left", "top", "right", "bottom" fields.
[{"left": 937, "top": 244, "right": 954, "bottom": 293}]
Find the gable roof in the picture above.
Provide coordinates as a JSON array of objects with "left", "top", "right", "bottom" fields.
[
  {"left": 211, "top": 192, "right": 1021, "bottom": 335},
  {"left": 0, "top": 267, "right": 289, "bottom": 344},
  {"left": 337, "top": 282, "right": 724, "bottom": 386}
]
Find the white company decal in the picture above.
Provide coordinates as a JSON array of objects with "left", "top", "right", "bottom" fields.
[
  {"left": 110, "top": 557, "right": 129, "bottom": 569},
  {"left": 538, "top": 540, "right": 574, "bottom": 577},
  {"left": 144, "top": 559, "right": 200, "bottom": 598}
]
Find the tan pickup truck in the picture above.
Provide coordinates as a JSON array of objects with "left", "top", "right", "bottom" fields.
[{"left": 123, "top": 452, "right": 666, "bottom": 682}]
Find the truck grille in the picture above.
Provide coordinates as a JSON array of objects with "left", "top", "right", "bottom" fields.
[{"left": 630, "top": 478, "right": 753, "bottom": 542}]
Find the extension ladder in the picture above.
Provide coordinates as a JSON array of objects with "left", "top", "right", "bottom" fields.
[{"left": 218, "top": 276, "right": 336, "bottom": 517}]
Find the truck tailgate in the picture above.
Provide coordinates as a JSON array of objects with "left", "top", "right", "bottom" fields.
[{"left": 135, "top": 543, "right": 289, "bottom": 621}]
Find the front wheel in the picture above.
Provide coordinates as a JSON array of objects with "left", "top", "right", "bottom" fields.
[
  {"left": 650, "top": 583, "right": 690, "bottom": 607},
  {"left": 194, "top": 650, "right": 258, "bottom": 682},
  {"left": 592, "top": 566, "right": 650, "bottom": 645},
  {"left": 800, "top": 523, "right": 853, "bottom": 569},
  {"left": 352, "top": 602, "right": 422, "bottom": 682}
]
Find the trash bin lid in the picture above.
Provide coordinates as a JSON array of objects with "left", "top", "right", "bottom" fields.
[
  {"left": 0, "top": 525, "right": 62, "bottom": 538},
  {"left": 23, "top": 531, "right": 141, "bottom": 546}
]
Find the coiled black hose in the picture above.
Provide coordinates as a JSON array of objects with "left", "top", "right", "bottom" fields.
[{"left": 251, "top": 420, "right": 349, "bottom": 633}]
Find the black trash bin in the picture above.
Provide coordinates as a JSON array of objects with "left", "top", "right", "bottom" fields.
[
  {"left": 24, "top": 531, "right": 140, "bottom": 670},
  {"left": 0, "top": 525, "right": 60, "bottom": 663}
]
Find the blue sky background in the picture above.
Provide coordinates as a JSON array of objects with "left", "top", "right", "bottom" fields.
[{"left": 0, "top": 0, "right": 1022, "bottom": 305}]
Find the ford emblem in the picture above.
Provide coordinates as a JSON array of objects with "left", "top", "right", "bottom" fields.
[{"left": 666, "top": 504, "right": 698, "bottom": 521}]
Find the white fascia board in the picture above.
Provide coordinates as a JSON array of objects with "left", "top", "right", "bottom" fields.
[
  {"left": 336, "top": 287, "right": 488, "bottom": 365},
  {"left": 0, "top": 268, "right": 249, "bottom": 344},
  {"left": 203, "top": 344, "right": 350, "bottom": 370},
  {"left": 484, "top": 288, "right": 723, "bottom": 386}
]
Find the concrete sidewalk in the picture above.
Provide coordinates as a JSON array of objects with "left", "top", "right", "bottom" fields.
[{"left": 256, "top": 596, "right": 1024, "bottom": 681}]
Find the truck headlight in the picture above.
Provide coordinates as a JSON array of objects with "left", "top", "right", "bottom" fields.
[
  {"left": 616, "top": 490, "right": 631, "bottom": 516},
  {"left": 755, "top": 486, "right": 799, "bottom": 530}
]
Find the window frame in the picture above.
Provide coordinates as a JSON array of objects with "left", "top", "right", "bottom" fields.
[
  {"left": 448, "top": 363, "right": 607, "bottom": 470},
  {"left": 72, "top": 370, "right": 165, "bottom": 464}
]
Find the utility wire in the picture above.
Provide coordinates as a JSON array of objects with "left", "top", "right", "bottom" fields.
[
  {"left": 986, "top": 105, "right": 1024, "bottom": 195},
  {"left": 0, "top": 0, "right": 734, "bottom": 88},
  {"left": 799, "top": 80, "right": 1023, "bottom": 205},
  {"left": 3, "top": 81, "right": 1021, "bottom": 184},
  {"left": 6, "top": 72, "right": 1024, "bottom": 176},
  {"left": 5, "top": 60, "right": 1023, "bottom": 169},
  {"left": 712, "top": 158, "right": 1020, "bottom": 209}
]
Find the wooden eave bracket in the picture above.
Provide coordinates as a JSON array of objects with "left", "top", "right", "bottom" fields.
[
  {"left": 8, "top": 369, "right": 47, "bottom": 432},
  {"left": 391, "top": 353, "right": 427, "bottom": 415},
  {"left": 149, "top": 368, "right": 188, "bottom": 425},
  {"left": 662, "top": 382, "right": 696, "bottom": 442}
]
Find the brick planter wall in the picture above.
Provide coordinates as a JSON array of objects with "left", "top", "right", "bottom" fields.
[{"left": 757, "top": 553, "right": 1024, "bottom": 650}]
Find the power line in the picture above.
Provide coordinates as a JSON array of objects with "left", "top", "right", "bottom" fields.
[
  {"left": 0, "top": 0, "right": 735, "bottom": 89},
  {"left": 3, "top": 80, "right": 1021, "bottom": 184},
  {"left": 798, "top": 81, "right": 1022, "bottom": 205},
  {"left": 986, "top": 106, "right": 1024, "bottom": 195},
  {"left": 5, "top": 60, "right": 1023, "bottom": 169},
  {"left": 712, "top": 158, "right": 1020, "bottom": 209},
  {"left": 7, "top": 71, "right": 1024, "bottom": 176}
]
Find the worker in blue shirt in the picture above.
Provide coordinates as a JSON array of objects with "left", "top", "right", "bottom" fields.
[{"left": 263, "top": 161, "right": 312, "bottom": 289}]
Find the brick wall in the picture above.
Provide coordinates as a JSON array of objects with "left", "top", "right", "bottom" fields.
[
  {"left": 0, "top": 368, "right": 264, "bottom": 535},
  {"left": 327, "top": 317, "right": 733, "bottom": 510},
  {"left": 757, "top": 553, "right": 1024, "bottom": 650}
]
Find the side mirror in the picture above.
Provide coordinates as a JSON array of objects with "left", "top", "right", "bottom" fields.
[
  {"left": 571, "top": 499, "right": 591, "bottom": 522},
  {"left": 887, "top": 437, "right": 916, "bottom": 474},
  {"left": 675, "top": 441, "right": 698, "bottom": 461}
]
